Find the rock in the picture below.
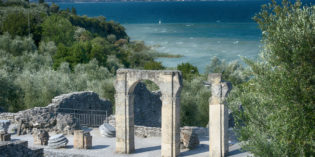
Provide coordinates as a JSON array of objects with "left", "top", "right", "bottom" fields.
[
  {"left": 0, "top": 133, "right": 11, "bottom": 141},
  {"left": 74, "top": 130, "right": 92, "bottom": 149},
  {"left": 8, "top": 123, "right": 17, "bottom": 134},
  {"left": 99, "top": 123, "right": 115, "bottom": 137},
  {"left": 55, "top": 114, "right": 79, "bottom": 134},
  {"left": 33, "top": 129, "right": 49, "bottom": 145},
  {"left": 48, "top": 134, "right": 68, "bottom": 149},
  {"left": 0, "top": 140, "right": 44, "bottom": 157},
  {"left": 180, "top": 130, "right": 200, "bottom": 150},
  {"left": 0, "top": 120, "right": 10, "bottom": 134}
]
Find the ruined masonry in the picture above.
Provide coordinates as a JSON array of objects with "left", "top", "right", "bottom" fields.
[
  {"left": 208, "top": 73, "right": 232, "bottom": 157},
  {"left": 115, "top": 69, "right": 183, "bottom": 157}
]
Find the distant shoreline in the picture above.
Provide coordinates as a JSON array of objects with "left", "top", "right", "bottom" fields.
[{"left": 43, "top": 0, "right": 266, "bottom": 3}]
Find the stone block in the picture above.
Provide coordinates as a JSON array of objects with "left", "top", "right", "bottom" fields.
[
  {"left": 73, "top": 130, "right": 92, "bottom": 149},
  {"left": 0, "top": 120, "right": 10, "bottom": 134},
  {"left": 33, "top": 130, "right": 49, "bottom": 145},
  {"left": 180, "top": 130, "right": 200, "bottom": 150},
  {"left": 0, "top": 133, "right": 11, "bottom": 141}
]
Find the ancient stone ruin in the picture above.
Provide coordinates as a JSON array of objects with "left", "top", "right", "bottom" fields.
[
  {"left": 33, "top": 129, "right": 49, "bottom": 145},
  {"left": 115, "top": 69, "right": 183, "bottom": 157},
  {"left": 73, "top": 129, "right": 92, "bottom": 149},
  {"left": 208, "top": 73, "right": 232, "bottom": 157},
  {"left": 0, "top": 70, "right": 233, "bottom": 157},
  {"left": 133, "top": 82, "right": 162, "bottom": 127},
  {"left": 0, "top": 91, "right": 113, "bottom": 135}
]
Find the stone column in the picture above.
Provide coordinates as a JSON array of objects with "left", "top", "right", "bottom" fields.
[
  {"left": 161, "top": 72, "right": 181, "bottom": 157},
  {"left": 115, "top": 72, "right": 135, "bottom": 154},
  {"left": 161, "top": 95, "right": 180, "bottom": 157},
  {"left": 208, "top": 73, "right": 231, "bottom": 157}
]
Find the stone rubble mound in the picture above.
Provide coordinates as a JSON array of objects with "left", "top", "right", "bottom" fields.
[
  {"left": 99, "top": 123, "right": 116, "bottom": 138},
  {"left": 0, "top": 120, "right": 10, "bottom": 133},
  {"left": 48, "top": 134, "right": 68, "bottom": 149},
  {"left": 180, "top": 130, "right": 200, "bottom": 150}
]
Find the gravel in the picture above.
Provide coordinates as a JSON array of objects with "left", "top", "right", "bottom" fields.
[{"left": 11, "top": 128, "right": 252, "bottom": 157}]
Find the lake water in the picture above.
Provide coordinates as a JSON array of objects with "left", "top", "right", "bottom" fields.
[{"left": 57, "top": 1, "right": 272, "bottom": 72}]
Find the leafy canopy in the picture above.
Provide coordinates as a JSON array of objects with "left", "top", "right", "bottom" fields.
[{"left": 228, "top": 1, "right": 315, "bottom": 156}]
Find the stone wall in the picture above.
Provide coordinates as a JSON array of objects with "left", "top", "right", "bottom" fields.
[
  {"left": 0, "top": 140, "right": 43, "bottom": 157},
  {"left": 108, "top": 115, "right": 208, "bottom": 137},
  {"left": 133, "top": 82, "right": 162, "bottom": 127},
  {"left": 0, "top": 91, "right": 112, "bottom": 135}
]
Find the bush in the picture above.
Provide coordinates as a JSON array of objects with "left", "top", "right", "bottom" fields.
[
  {"left": 177, "top": 62, "right": 199, "bottom": 81},
  {"left": 143, "top": 61, "right": 164, "bottom": 70},
  {"left": 228, "top": 1, "right": 315, "bottom": 156}
]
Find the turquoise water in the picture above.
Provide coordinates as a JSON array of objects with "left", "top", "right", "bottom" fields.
[{"left": 58, "top": 1, "right": 268, "bottom": 72}]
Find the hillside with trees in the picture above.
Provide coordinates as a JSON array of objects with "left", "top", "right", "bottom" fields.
[{"left": 0, "top": 0, "right": 166, "bottom": 111}]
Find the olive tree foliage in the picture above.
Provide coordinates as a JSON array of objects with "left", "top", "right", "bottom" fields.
[
  {"left": 0, "top": 37, "right": 115, "bottom": 111},
  {"left": 180, "top": 76, "right": 211, "bottom": 126},
  {"left": 205, "top": 56, "right": 249, "bottom": 85},
  {"left": 228, "top": 1, "right": 315, "bottom": 156},
  {"left": 0, "top": 33, "right": 37, "bottom": 56}
]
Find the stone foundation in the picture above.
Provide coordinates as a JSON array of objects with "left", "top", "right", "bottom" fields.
[
  {"left": 0, "top": 133, "right": 11, "bottom": 141},
  {"left": 0, "top": 140, "right": 44, "bottom": 157}
]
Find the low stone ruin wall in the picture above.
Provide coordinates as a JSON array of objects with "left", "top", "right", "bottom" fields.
[
  {"left": 134, "top": 126, "right": 208, "bottom": 138},
  {"left": 0, "top": 140, "right": 43, "bottom": 157},
  {"left": 0, "top": 91, "right": 112, "bottom": 135},
  {"left": 107, "top": 114, "right": 208, "bottom": 137}
]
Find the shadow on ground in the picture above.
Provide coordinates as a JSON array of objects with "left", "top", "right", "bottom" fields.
[
  {"left": 180, "top": 144, "right": 209, "bottom": 156},
  {"left": 93, "top": 145, "right": 109, "bottom": 149},
  {"left": 135, "top": 145, "right": 161, "bottom": 154}
]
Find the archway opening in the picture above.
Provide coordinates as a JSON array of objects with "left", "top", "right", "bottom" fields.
[{"left": 129, "top": 80, "right": 162, "bottom": 128}]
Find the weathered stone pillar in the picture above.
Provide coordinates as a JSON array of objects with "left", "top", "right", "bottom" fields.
[
  {"left": 161, "top": 95, "right": 180, "bottom": 157},
  {"left": 115, "top": 72, "right": 135, "bottom": 154},
  {"left": 208, "top": 73, "right": 231, "bottom": 157}
]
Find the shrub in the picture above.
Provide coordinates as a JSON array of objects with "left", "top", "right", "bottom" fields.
[
  {"left": 177, "top": 62, "right": 199, "bottom": 81},
  {"left": 143, "top": 61, "right": 164, "bottom": 70}
]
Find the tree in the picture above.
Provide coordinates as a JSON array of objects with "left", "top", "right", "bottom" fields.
[
  {"left": 38, "top": 0, "right": 44, "bottom": 4},
  {"left": 1, "top": 12, "right": 28, "bottom": 37},
  {"left": 71, "top": 7, "right": 77, "bottom": 15},
  {"left": 50, "top": 3, "right": 59, "bottom": 13},
  {"left": 228, "top": 1, "right": 315, "bottom": 156},
  {"left": 41, "top": 15, "right": 75, "bottom": 46},
  {"left": 177, "top": 63, "right": 199, "bottom": 81}
]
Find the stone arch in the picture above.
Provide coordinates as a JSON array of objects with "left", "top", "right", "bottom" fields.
[{"left": 115, "top": 69, "right": 183, "bottom": 157}]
